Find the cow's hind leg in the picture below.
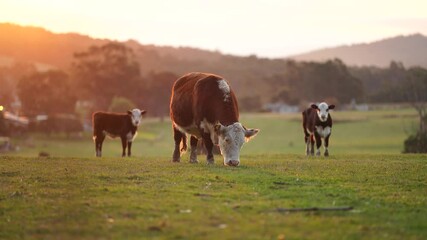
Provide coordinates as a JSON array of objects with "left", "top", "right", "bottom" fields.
[
  {"left": 172, "top": 127, "right": 185, "bottom": 162},
  {"left": 189, "top": 136, "right": 198, "bottom": 163},
  {"left": 305, "top": 134, "right": 311, "bottom": 156},
  {"left": 310, "top": 134, "right": 315, "bottom": 156},
  {"left": 202, "top": 132, "right": 214, "bottom": 164},
  {"left": 94, "top": 133, "right": 105, "bottom": 157},
  {"left": 324, "top": 134, "right": 330, "bottom": 157},
  {"left": 314, "top": 133, "right": 322, "bottom": 156}
]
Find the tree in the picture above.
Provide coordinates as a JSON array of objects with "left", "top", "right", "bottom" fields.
[
  {"left": 0, "top": 62, "right": 36, "bottom": 111},
  {"left": 108, "top": 96, "right": 136, "bottom": 113},
  {"left": 71, "top": 42, "right": 142, "bottom": 110},
  {"left": 404, "top": 67, "right": 427, "bottom": 134},
  {"left": 402, "top": 67, "right": 427, "bottom": 153},
  {"left": 144, "top": 71, "right": 177, "bottom": 120},
  {"left": 17, "top": 70, "right": 76, "bottom": 116}
]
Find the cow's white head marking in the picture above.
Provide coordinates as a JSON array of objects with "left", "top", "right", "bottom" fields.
[
  {"left": 311, "top": 102, "right": 335, "bottom": 122},
  {"left": 127, "top": 109, "right": 147, "bottom": 127},
  {"left": 217, "top": 79, "right": 231, "bottom": 102},
  {"left": 214, "top": 122, "right": 259, "bottom": 166}
]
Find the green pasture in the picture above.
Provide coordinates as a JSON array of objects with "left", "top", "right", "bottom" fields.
[
  {"left": 1, "top": 155, "right": 426, "bottom": 239},
  {"left": 7, "top": 109, "right": 420, "bottom": 158},
  {"left": 1, "top": 109, "right": 426, "bottom": 239}
]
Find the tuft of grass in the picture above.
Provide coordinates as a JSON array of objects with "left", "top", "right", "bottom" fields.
[{"left": 1, "top": 154, "right": 426, "bottom": 239}]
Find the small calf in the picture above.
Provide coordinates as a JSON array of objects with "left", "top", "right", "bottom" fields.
[
  {"left": 92, "top": 109, "right": 146, "bottom": 157},
  {"left": 302, "top": 102, "right": 335, "bottom": 156}
]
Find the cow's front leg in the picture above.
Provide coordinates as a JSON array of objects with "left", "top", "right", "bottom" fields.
[
  {"left": 121, "top": 137, "right": 127, "bottom": 157},
  {"left": 189, "top": 136, "right": 198, "bottom": 163},
  {"left": 324, "top": 134, "right": 330, "bottom": 157},
  {"left": 314, "top": 133, "right": 322, "bottom": 156},
  {"left": 202, "top": 132, "right": 214, "bottom": 164},
  {"left": 127, "top": 141, "right": 132, "bottom": 157}
]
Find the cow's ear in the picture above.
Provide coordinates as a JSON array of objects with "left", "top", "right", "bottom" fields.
[
  {"left": 140, "top": 109, "right": 147, "bottom": 115},
  {"left": 244, "top": 128, "right": 259, "bottom": 142},
  {"left": 214, "top": 123, "right": 225, "bottom": 135},
  {"left": 311, "top": 104, "right": 318, "bottom": 110},
  {"left": 328, "top": 105, "right": 335, "bottom": 110},
  {"left": 127, "top": 110, "right": 132, "bottom": 115}
]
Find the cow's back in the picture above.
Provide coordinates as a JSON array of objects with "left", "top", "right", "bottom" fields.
[
  {"left": 93, "top": 112, "right": 129, "bottom": 135},
  {"left": 302, "top": 108, "right": 316, "bottom": 132},
  {"left": 170, "top": 72, "right": 238, "bottom": 127}
]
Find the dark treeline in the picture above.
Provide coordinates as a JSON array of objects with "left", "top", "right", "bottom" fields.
[
  {"left": 1, "top": 42, "right": 426, "bottom": 120},
  {"left": 1, "top": 23, "right": 426, "bottom": 116}
]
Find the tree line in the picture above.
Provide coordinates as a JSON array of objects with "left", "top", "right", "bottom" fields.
[{"left": 0, "top": 42, "right": 426, "bottom": 118}]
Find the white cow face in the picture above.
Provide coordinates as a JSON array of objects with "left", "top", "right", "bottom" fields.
[
  {"left": 127, "top": 109, "right": 147, "bottom": 126},
  {"left": 311, "top": 102, "right": 335, "bottom": 122},
  {"left": 214, "top": 122, "right": 259, "bottom": 166}
]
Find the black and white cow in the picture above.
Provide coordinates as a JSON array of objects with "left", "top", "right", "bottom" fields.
[
  {"left": 302, "top": 102, "right": 335, "bottom": 156},
  {"left": 92, "top": 109, "right": 146, "bottom": 157},
  {"left": 170, "top": 72, "right": 259, "bottom": 166}
]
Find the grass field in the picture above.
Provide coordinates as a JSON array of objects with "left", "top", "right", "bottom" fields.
[
  {"left": 1, "top": 109, "right": 427, "bottom": 239},
  {"left": 7, "top": 109, "right": 420, "bottom": 158}
]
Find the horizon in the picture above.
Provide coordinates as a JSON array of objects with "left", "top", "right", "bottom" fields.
[{"left": 1, "top": 0, "right": 426, "bottom": 58}]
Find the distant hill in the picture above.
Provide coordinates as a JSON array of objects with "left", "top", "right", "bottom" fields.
[
  {"left": 288, "top": 34, "right": 427, "bottom": 68},
  {"left": 0, "top": 23, "right": 225, "bottom": 69},
  {"left": 1, "top": 23, "right": 426, "bottom": 107}
]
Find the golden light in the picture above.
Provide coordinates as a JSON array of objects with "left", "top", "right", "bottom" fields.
[{"left": 0, "top": 105, "right": 3, "bottom": 111}]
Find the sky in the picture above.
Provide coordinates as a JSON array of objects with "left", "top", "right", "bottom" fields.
[{"left": 1, "top": 0, "right": 426, "bottom": 58}]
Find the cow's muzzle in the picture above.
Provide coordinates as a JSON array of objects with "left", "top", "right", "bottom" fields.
[{"left": 225, "top": 160, "right": 240, "bottom": 167}]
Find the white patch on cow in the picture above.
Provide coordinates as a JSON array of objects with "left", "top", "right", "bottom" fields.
[
  {"left": 200, "top": 118, "right": 218, "bottom": 144},
  {"left": 217, "top": 79, "right": 230, "bottom": 102},
  {"left": 103, "top": 130, "right": 119, "bottom": 139},
  {"left": 315, "top": 126, "right": 331, "bottom": 138},
  {"left": 127, "top": 131, "right": 137, "bottom": 142},
  {"left": 129, "top": 109, "right": 144, "bottom": 126},
  {"left": 316, "top": 102, "right": 330, "bottom": 122},
  {"left": 216, "top": 122, "right": 258, "bottom": 166},
  {"left": 174, "top": 122, "right": 202, "bottom": 138}
]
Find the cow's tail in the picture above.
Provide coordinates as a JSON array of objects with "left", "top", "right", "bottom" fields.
[{"left": 180, "top": 134, "right": 188, "bottom": 153}]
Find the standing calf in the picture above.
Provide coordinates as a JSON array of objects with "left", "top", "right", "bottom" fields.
[
  {"left": 302, "top": 102, "right": 335, "bottom": 156},
  {"left": 92, "top": 109, "right": 146, "bottom": 157}
]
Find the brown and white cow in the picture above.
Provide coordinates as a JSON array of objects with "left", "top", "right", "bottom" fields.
[
  {"left": 170, "top": 72, "right": 259, "bottom": 166},
  {"left": 302, "top": 102, "right": 335, "bottom": 156},
  {"left": 92, "top": 109, "right": 146, "bottom": 157}
]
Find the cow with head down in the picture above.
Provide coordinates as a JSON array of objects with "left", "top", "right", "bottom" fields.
[
  {"left": 302, "top": 102, "right": 335, "bottom": 157},
  {"left": 170, "top": 72, "right": 259, "bottom": 166}
]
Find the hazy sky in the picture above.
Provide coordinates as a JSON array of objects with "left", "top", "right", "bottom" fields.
[{"left": 1, "top": 0, "right": 426, "bottom": 57}]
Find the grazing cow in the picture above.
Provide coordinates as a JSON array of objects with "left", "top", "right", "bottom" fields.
[
  {"left": 170, "top": 72, "right": 259, "bottom": 166},
  {"left": 302, "top": 102, "right": 335, "bottom": 156},
  {"left": 92, "top": 109, "right": 146, "bottom": 157}
]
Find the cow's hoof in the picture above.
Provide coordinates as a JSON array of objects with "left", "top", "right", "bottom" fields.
[
  {"left": 207, "top": 158, "right": 214, "bottom": 165},
  {"left": 316, "top": 151, "right": 321, "bottom": 156},
  {"left": 324, "top": 152, "right": 329, "bottom": 157},
  {"left": 189, "top": 159, "right": 199, "bottom": 164},
  {"left": 172, "top": 158, "right": 181, "bottom": 163}
]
